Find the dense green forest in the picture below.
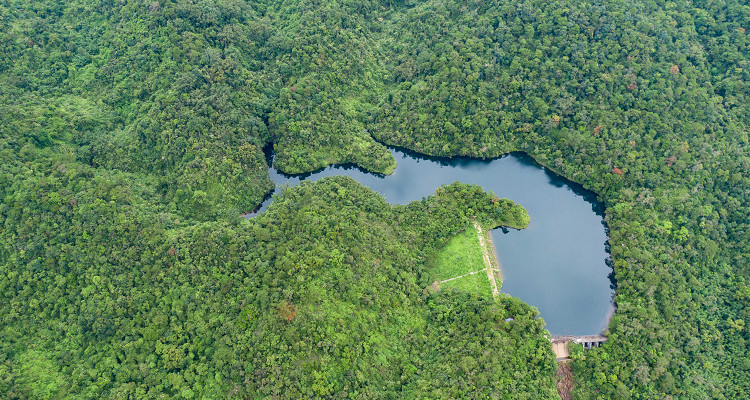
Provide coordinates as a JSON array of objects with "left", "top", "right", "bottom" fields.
[{"left": 1, "top": 0, "right": 749, "bottom": 398}]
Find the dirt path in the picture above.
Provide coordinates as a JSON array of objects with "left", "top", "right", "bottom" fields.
[
  {"left": 556, "top": 361, "right": 574, "bottom": 400},
  {"left": 438, "top": 269, "right": 486, "bottom": 284},
  {"left": 473, "top": 221, "right": 499, "bottom": 299}
]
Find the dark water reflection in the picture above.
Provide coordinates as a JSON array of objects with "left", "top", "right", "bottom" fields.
[{"left": 254, "top": 147, "right": 614, "bottom": 335}]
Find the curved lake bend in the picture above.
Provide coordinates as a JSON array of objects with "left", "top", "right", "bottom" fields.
[{"left": 254, "top": 148, "right": 614, "bottom": 336}]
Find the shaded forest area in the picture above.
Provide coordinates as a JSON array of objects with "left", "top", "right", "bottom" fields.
[{"left": 1, "top": 0, "right": 749, "bottom": 398}]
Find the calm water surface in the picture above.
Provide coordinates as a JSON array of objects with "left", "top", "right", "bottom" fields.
[{"left": 254, "top": 148, "right": 614, "bottom": 335}]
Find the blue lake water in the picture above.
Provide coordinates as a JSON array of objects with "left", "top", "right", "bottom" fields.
[{"left": 253, "top": 147, "right": 614, "bottom": 335}]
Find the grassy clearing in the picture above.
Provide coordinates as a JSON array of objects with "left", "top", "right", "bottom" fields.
[
  {"left": 431, "top": 226, "right": 485, "bottom": 280},
  {"left": 431, "top": 225, "right": 496, "bottom": 298},
  {"left": 442, "top": 271, "right": 494, "bottom": 299}
]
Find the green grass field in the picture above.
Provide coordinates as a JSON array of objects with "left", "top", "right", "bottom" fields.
[
  {"left": 441, "top": 270, "right": 494, "bottom": 298},
  {"left": 431, "top": 225, "right": 496, "bottom": 298}
]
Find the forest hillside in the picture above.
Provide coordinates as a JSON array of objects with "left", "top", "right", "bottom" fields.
[{"left": 1, "top": 0, "right": 749, "bottom": 398}]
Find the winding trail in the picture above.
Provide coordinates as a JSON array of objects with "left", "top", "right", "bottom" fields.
[{"left": 473, "top": 221, "right": 499, "bottom": 299}]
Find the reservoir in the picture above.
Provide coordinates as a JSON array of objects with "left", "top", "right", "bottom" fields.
[{"left": 254, "top": 147, "right": 614, "bottom": 336}]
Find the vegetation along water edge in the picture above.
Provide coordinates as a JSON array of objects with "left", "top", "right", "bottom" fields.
[{"left": 1, "top": 0, "right": 749, "bottom": 398}]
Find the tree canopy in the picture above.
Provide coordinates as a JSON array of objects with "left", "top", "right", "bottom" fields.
[{"left": 1, "top": 0, "right": 749, "bottom": 398}]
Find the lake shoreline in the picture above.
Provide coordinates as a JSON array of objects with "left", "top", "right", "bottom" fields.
[
  {"left": 254, "top": 146, "right": 614, "bottom": 335},
  {"left": 486, "top": 227, "right": 504, "bottom": 288}
]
